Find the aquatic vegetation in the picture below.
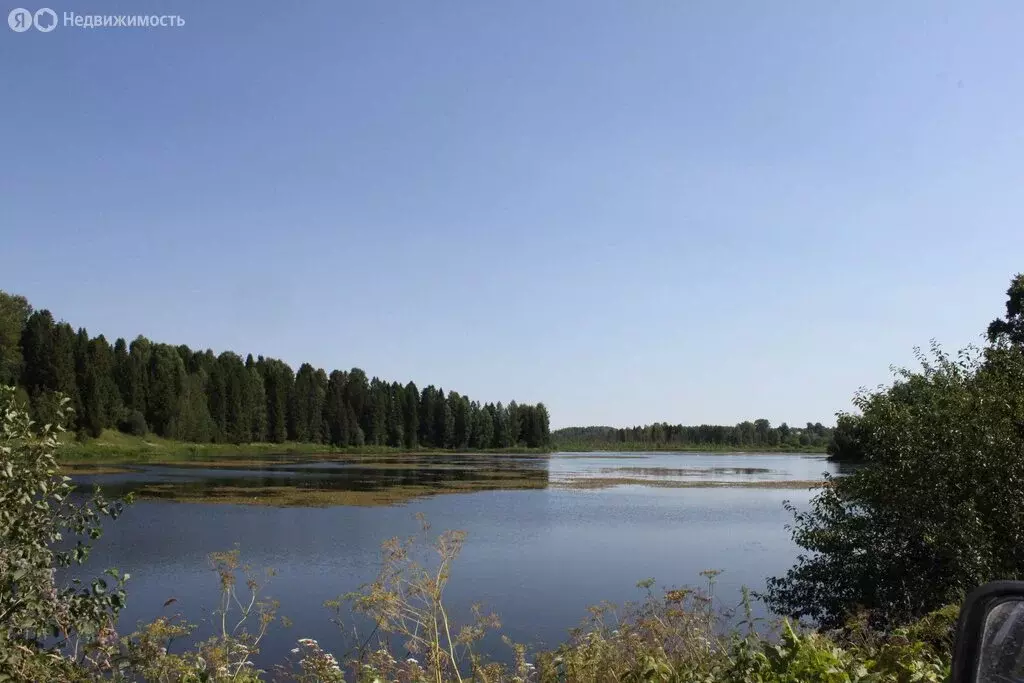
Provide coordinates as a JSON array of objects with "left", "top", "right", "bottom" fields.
[{"left": 556, "top": 478, "right": 825, "bottom": 490}]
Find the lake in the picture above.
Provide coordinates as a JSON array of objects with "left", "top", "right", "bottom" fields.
[{"left": 68, "top": 451, "right": 838, "bottom": 668}]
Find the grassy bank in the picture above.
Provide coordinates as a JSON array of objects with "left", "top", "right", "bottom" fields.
[{"left": 58, "top": 429, "right": 551, "bottom": 463}]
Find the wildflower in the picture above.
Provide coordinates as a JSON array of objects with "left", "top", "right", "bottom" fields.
[{"left": 291, "top": 648, "right": 300, "bottom": 654}]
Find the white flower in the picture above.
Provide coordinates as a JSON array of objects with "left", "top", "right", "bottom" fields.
[{"left": 291, "top": 648, "right": 300, "bottom": 654}]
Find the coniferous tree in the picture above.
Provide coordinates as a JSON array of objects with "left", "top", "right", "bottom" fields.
[
  {"left": 112, "top": 338, "right": 130, "bottom": 409},
  {"left": 536, "top": 403, "right": 552, "bottom": 446},
  {"left": 218, "top": 352, "right": 250, "bottom": 444},
  {"left": 260, "top": 358, "right": 293, "bottom": 444},
  {"left": 207, "top": 357, "right": 228, "bottom": 440},
  {"left": 402, "top": 381, "right": 419, "bottom": 449},
  {"left": 507, "top": 401, "right": 521, "bottom": 446},
  {"left": 522, "top": 404, "right": 548, "bottom": 448},
  {"left": 366, "top": 379, "right": 388, "bottom": 446},
  {"left": 247, "top": 364, "right": 267, "bottom": 442},
  {"left": 127, "top": 336, "right": 151, "bottom": 416},
  {"left": 419, "top": 386, "right": 436, "bottom": 446},
  {"left": 20, "top": 310, "right": 56, "bottom": 398},
  {"left": 346, "top": 403, "right": 363, "bottom": 446},
  {"left": 52, "top": 323, "right": 80, "bottom": 418},
  {"left": 80, "top": 335, "right": 119, "bottom": 432},
  {"left": 346, "top": 368, "right": 370, "bottom": 434},
  {"left": 471, "top": 402, "right": 494, "bottom": 449},
  {"left": 289, "top": 363, "right": 316, "bottom": 442},
  {"left": 492, "top": 402, "right": 509, "bottom": 448},
  {"left": 174, "top": 372, "right": 214, "bottom": 442},
  {"left": 0, "top": 292, "right": 30, "bottom": 386},
  {"left": 146, "top": 345, "right": 184, "bottom": 436},
  {"left": 315, "top": 369, "right": 329, "bottom": 443},
  {"left": 76, "top": 334, "right": 105, "bottom": 439},
  {"left": 432, "top": 387, "right": 454, "bottom": 449},
  {"left": 451, "top": 392, "right": 471, "bottom": 449},
  {"left": 96, "top": 336, "right": 120, "bottom": 426},
  {"left": 73, "top": 328, "right": 91, "bottom": 431},
  {"left": 386, "top": 382, "right": 404, "bottom": 448},
  {"left": 324, "top": 370, "right": 349, "bottom": 446}
]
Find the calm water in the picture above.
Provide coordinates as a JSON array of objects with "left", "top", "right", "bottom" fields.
[{"left": 70, "top": 452, "right": 837, "bottom": 666}]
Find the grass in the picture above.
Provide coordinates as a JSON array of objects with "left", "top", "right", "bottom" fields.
[{"left": 58, "top": 429, "right": 552, "bottom": 464}]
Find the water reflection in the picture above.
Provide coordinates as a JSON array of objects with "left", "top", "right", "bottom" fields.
[{"left": 70, "top": 452, "right": 838, "bottom": 507}]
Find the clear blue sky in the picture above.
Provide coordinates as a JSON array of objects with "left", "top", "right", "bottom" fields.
[{"left": 3, "top": 1, "right": 1023, "bottom": 429}]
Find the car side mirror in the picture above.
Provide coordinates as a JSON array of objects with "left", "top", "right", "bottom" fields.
[{"left": 952, "top": 581, "right": 1024, "bottom": 683}]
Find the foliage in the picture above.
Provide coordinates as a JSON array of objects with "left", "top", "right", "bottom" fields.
[
  {"left": 987, "top": 272, "right": 1024, "bottom": 346},
  {"left": 118, "top": 409, "right": 149, "bottom": 437},
  {"left": 536, "top": 573, "right": 726, "bottom": 681},
  {"left": 336, "top": 514, "right": 504, "bottom": 683},
  {"left": 825, "top": 414, "right": 865, "bottom": 462},
  {"left": 0, "top": 385, "right": 129, "bottom": 680},
  {"left": 767, "top": 341, "right": 1024, "bottom": 629}
]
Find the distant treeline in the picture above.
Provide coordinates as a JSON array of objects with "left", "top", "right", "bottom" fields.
[
  {"left": 552, "top": 421, "right": 833, "bottom": 451},
  {"left": 0, "top": 291, "right": 551, "bottom": 449}
]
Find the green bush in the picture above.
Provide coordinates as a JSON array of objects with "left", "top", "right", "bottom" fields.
[
  {"left": 118, "top": 409, "right": 148, "bottom": 436},
  {"left": 767, "top": 342, "right": 1024, "bottom": 630},
  {"left": 0, "top": 386, "right": 129, "bottom": 680}
]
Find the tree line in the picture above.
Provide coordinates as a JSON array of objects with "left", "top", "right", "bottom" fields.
[
  {"left": 553, "top": 420, "right": 833, "bottom": 451},
  {"left": 0, "top": 290, "right": 551, "bottom": 449}
]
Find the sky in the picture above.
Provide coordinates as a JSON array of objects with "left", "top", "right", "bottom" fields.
[{"left": 2, "top": 1, "right": 1023, "bottom": 429}]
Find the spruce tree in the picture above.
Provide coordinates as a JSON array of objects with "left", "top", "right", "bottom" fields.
[
  {"left": 0, "top": 291, "right": 30, "bottom": 386},
  {"left": 19, "top": 310, "right": 56, "bottom": 397},
  {"left": 386, "top": 383, "right": 404, "bottom": 447},
  {"left": 247, "top": 365, "right": 267, "bottom": 442},
  {"left": 402, "top": 381, "right": 419, "bottom": 449}
]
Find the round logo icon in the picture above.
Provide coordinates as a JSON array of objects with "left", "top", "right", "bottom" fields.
[
  {"left": 8, "top": 7, "right": 33, "bottom": 32},
  {"left": 34, "top": 7, "right": 57, "bottom": 32}
]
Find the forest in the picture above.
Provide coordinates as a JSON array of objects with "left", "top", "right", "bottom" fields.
[
  {"left": 0, "top": 290, "right": 551, "bottom": 450},
  {"left": 553, "top": 420, "right": 833, "bottom": 451}
]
